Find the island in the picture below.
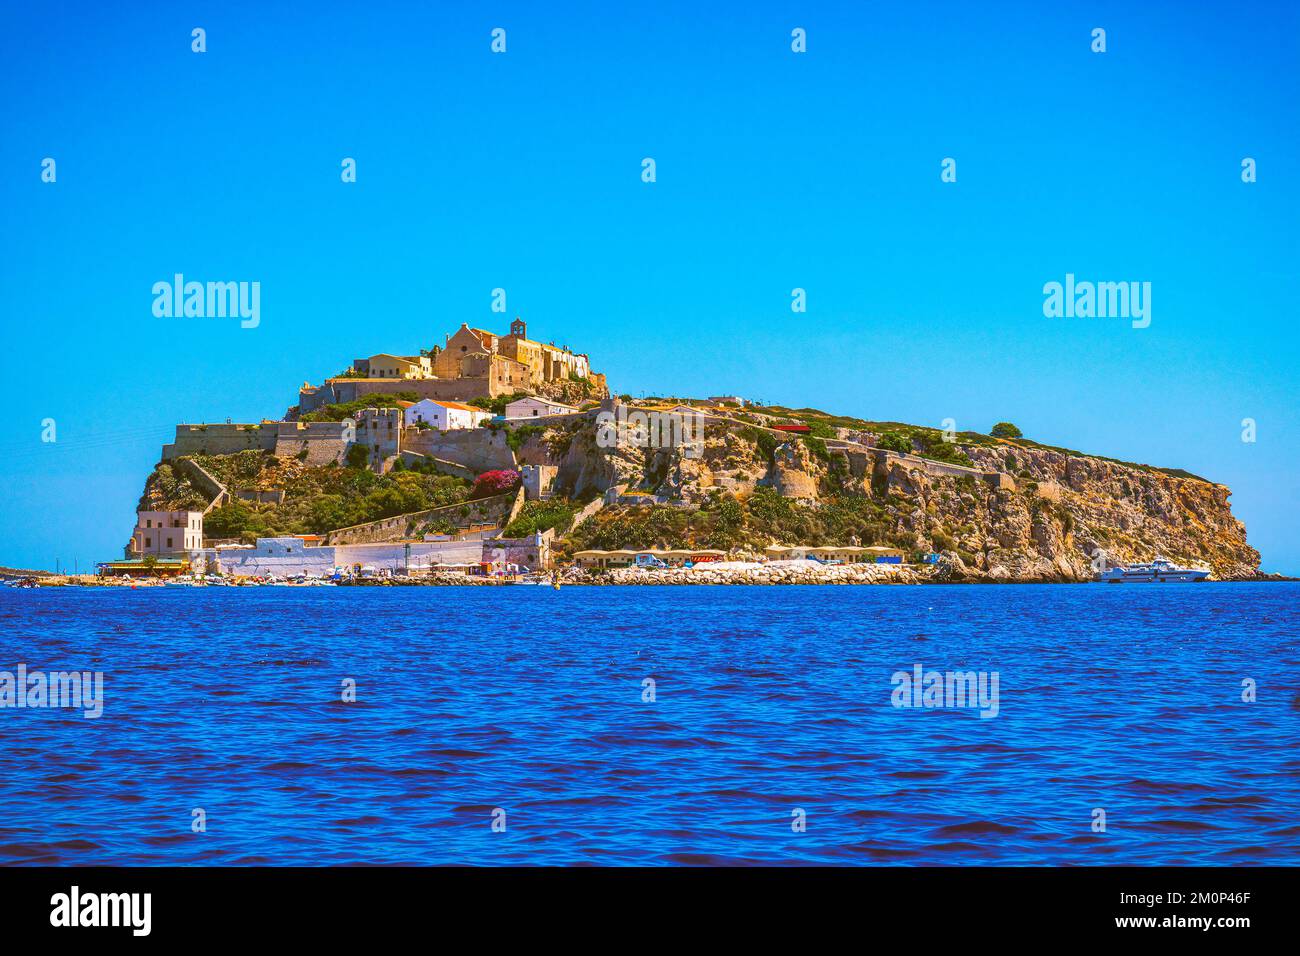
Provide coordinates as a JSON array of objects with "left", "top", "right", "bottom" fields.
[{"left": 76, "top": 317, "right": 1260, "bottom": 586}]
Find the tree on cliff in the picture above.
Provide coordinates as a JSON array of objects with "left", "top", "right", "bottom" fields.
[
  {"left": 877, "top": 431, "right": 913, "bottom": 454},
  {"left": 346, "top": 443, "right": 370, "bottom": 469},
  {"left": 468, "top": 391, "right": 528, "bottom": 415},
  {"left": 990, "top": 422, "right": 1023, "bottom": 439}
]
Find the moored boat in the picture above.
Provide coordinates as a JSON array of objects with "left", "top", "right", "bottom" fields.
[{"left": 1096, "top": 557, "right": 1210, "bottom": 583}]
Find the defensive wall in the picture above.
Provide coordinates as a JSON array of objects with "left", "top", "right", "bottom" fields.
[
  {"left": 401, "top": 427, "right": 516, "bottom": 474},
  {"left": 829, "top": 442, "right": 1017, "bottom": 492},
  {"left": 298, "top": 377, "right": 496, "bottom": 415},
  {"left": 163, "top": 421, "right": 355, "bottom": 465},
  {"left": 323, "top": 491, "right": 518, "bottom": 545},
  {"left": 172, "top": 458, "right": 230, "bottom": 512}
]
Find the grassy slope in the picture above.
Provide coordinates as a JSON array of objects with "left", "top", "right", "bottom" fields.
[{"left": 142, "top": 451, "right": 471, "bottom": 539}]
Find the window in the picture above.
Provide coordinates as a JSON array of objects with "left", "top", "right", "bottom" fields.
[
  {"left": 167, "top": 537, "right": 173, "bottom": 548},
  {"left": 145, "top": 537, "right": 151, "bottom": 547},
  {"left": 532, "top": 409, "right": 538, "bottom": 416}
]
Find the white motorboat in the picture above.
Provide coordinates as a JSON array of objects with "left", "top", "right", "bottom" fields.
[{"left": 1096, "top": 557, "right": 1210, "bottom": 583}]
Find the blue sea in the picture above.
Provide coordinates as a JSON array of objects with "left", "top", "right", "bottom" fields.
[{"left": 1, "top": 583, "right": 1297, "bottom": 865}]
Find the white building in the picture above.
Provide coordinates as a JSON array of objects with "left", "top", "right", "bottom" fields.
[
  {"left": 132, "top": 510, "right": 204, "bottom": 555},
  {"left": 204, "top": 537, "right": 485, "bottom": 577},
  {"left": 403, "top": 399, "right": 491, "bottom": 430},
  {"left": 504, "top": 397, "right": 580, "bottom": 420},
  {"left": 194, "top": 534, "right": 552, "bottom": 576}
]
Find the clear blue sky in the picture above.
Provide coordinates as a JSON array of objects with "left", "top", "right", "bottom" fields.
[{"left": 1, "top": 0, "right": 1296, "bottom": 573}]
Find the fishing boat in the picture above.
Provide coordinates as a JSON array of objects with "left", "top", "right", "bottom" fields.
[{"left": 1096, "top": 557, "right": 1210, "bottom": 583}]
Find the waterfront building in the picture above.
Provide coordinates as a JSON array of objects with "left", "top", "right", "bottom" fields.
[
  {"left": 131, "top": 511, "right": 204, "bottom": 556},
  {"left": 764, "top": 544, "right": 907, "bottom": 564},
  {"left": 97, "top": 558, "right": 191, "bottom": 578},
  {"left": 571, "top": 548, "right": 728, "bottom": 569}
]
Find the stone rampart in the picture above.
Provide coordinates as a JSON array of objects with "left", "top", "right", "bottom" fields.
[
  {"left": 323, "top": 492, "right": 517, "bottom": 545},
  {"left": 401, "top": 428, "right": 516, "bottom": 475}
]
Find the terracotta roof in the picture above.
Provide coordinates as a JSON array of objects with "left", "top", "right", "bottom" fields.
[{"left": 431, "top": 400, "right": 485, "bottom": 412}]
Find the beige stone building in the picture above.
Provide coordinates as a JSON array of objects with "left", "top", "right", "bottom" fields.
[
  {"left": 299, "top": 318, "right": 607, "bottom": 416},
  {"left": 359, "top": 353, "right": 434, "bottom": 379},
  {"left": 436, "top": 319, "right": 598, "bottom": 392}
]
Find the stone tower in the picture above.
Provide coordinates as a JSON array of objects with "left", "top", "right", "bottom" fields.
[{"left": 510, "top": 317, "right": 526, "bottom": 338}]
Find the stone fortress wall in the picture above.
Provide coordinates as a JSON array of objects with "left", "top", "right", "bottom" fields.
[
  {"left": 323, "top": 491, "right": 519, "bottom": 545},
  {"left": 298, "top": 376, "right": 496, "bottom": 415},
  {"left": 400, "top": 427, "right": 517, "bottom": 474},
  {"left": 162, "top": 421, "right": 356, "bottom": 465}
]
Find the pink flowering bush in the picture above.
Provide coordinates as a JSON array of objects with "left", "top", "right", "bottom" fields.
[{"left": 469, "top": 469, "right": 521, "bottom": 500}]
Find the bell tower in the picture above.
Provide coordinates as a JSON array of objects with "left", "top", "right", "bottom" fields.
[{"left": 510, "top": 317, "right": 526, "bottom": 338}]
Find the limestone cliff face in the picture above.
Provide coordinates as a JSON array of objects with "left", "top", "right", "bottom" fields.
[
  {"left": 847, "top": 443, "right": 1255, "bottom": 581},
  {"left": 515, "top": 413, "right": 1260, "bottom": 581},
  {"left": 955, "top": 443, "right": 1259, "bottom": 581},
  {"left": 534, "top": 377, "right": 608, "bottom": 406}
]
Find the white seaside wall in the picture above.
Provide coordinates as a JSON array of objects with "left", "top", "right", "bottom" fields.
[{"left": 196, "top": 538, "right": 484, "bottom": 575}]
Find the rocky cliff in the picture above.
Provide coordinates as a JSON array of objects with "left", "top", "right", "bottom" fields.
[{"left": 515, "top": 406, "right": 1260, "bottom": 581}]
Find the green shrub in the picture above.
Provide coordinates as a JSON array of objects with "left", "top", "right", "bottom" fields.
[
  {"left": 561, "top": 489, "right": 906, "bottom": 555},
  {"left": 504, "top": 499, "right": 583, "bottom": 537},
  {"left": 877, "top": 431, "right": 913, "bottom": 454},
  {"left": 345, "top": 443, "right": 369, "bottom": 469},
  {"left": 143, "top": 452, "right": 471, "bottom": 537},
  {"left": 506, "top": 424, "right": 546, "bottom": 452},
  {"left": 801, "top": 434, "right": 830, "bottom": 460},
  {"left": 468, "top": 391, "right": 528, "bottom": 415},
  {"left": 739, "top": 426, "right": 779, "bottom": 460},
  {"left": 203, "top": 499, "right": 269, "bottom": 538}
]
